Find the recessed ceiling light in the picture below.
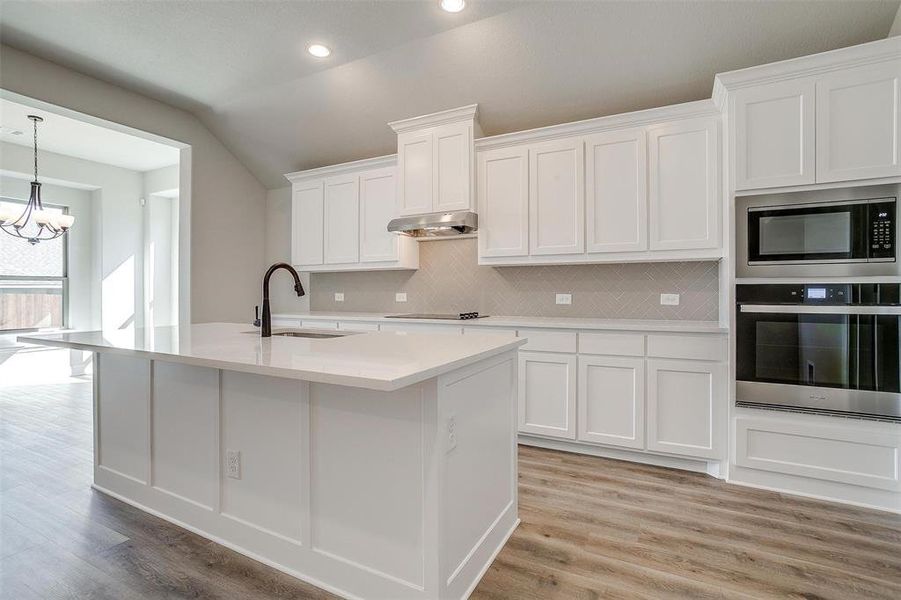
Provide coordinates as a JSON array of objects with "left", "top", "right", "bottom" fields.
[
  {"left": 307, "top": 44, "right": 331, "bottom": 58},
  {"left": 439, "top": 0, "right": 465, "bottom": 13}
]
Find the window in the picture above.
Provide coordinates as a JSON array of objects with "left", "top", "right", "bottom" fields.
[{"left": 0, "top": 198, "right": 68, "bottom": 331}]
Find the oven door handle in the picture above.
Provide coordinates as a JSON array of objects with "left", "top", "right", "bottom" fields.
[{"left": 739, "top": 305, "right": 901, "bottom": 315}]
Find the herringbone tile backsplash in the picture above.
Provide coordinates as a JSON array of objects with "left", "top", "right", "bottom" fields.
[{"left": 311, "top": 238, "right": 719, "bottom": 320}]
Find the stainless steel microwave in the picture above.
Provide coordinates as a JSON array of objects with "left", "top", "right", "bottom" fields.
[{"left": 736, "top": 184, "right": 899, "bottom": 279}]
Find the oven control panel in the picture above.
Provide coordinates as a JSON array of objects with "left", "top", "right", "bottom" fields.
[
  {"left": 737, "top": 283, "right": 901, "bottom": 306},
  {"left": 869, "top": 201, "right": 896, "bottom": 260}
]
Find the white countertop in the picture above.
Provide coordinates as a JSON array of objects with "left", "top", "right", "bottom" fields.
[
  {"left": 275, "top": 311, "right": 729, "bottom": 334},
  {"left": 18, "top": 323, "right": 525, "bottom": 391}
]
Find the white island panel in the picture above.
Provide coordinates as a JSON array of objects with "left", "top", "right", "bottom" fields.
[{"left": 96, "top": 353, "right": 149, "bottom": 484}]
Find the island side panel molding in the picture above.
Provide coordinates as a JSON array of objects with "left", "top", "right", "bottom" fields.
[
  {"left": 308, "top": 382, "right": 427, "bottom": 590},
  {"left": 95, "top": 353, "right": 150, "bottom": 484},
  {"left": 151, "top": 361, "right": 219, "bottom": 511},
  {"left": 438, "top": 351, "right": 518, "bottom": 597},
  {"left": 219, "top": 371, "right": 308, "bottom": 544}
]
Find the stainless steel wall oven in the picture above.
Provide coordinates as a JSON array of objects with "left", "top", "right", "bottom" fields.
[{"left": 736, "top": 283, "right": 901, "bottom": 421}]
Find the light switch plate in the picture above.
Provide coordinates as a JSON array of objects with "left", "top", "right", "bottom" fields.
[
  {"left": 660, "top": 293, "right": 680, "bottom": 306},
  {"left": 395, "top": 292, "right": 408, "bottom": 303},
  {"left": 556, "top": 293, "right": 572, "bottom": 305},
  {"left": 334, "top": 292, "right": 344, "bottom": 302}
]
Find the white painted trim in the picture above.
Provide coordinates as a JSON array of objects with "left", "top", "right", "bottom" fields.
[
  {"left": 714, "top": 36, "right": 901, "bottom": 95},
  {"left": 726, "top": 476, "right": 901, "bottom": 515},
  {"left": 388, "top": 104, "right": 480, "bottom": 134},
  {"left": 479, "top": 248, "right": 725, "bottom": 266},
  {"left": 475, "top": 99, "right": 720, "bottom": 152},
  {"left": 284, "top": 154, "right": 397, "bottom": 184}
]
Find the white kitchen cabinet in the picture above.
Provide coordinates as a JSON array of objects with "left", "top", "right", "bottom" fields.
[
  {"left": 648, "top": 118, "right": 719, "bottom": 251},
  {"left": 585, "top": 128, "right": 648, "bottom": 253},
  {"left": 396, "top": 130, "right": 433, "bottom": 216},
  {"left": 578, "top": 355, "right": 645, "bottom": 449},
  {"left": 518, "top": 351, "right": 577, "bottom": 439},
  {"left": 291, "top": 181, "right": 324, "bottom": 266},
  {"left": 286, "top": 157, "right": 418, "bottom": 272},
  {"left": 816, "top": 61, "right": 901, "bottom": 183},
  {"left": 733, "top": 80, "right": 816, "bottom": 190},
  {"left": 478, "top": 145, "right": 529, "bottom": 258},
  {"left": 646, "top": 358, "right": 725, "bottom": 459},
  {"left": 323, "top": 175, "right": 360, "bottom": 265},
  {"left": 434, "top": 122, "right": 473, "bottom": 212},
  {"left": 359, "top": 167, "right": 398, "bottom": 263},
  {"left": 391, "top": 105, "right": 478, "bottom": 217},
  {"left": 529, "top": 138, "right": 584, "bottom": 256}
]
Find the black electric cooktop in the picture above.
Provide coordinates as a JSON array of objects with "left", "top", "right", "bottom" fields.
[{"left": 385, "top": 312, "right": 487, "bottom": 320}]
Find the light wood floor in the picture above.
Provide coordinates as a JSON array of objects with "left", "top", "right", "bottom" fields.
[{"left": 2, "top": 378, "right": 900, "bottom": 599}]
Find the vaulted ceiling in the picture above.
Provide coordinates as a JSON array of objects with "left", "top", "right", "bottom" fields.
[{"left": 1, "top": 0, "right": 898, "bottom": 188}]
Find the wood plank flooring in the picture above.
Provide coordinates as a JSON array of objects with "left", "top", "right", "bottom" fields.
[{"left": 1, "top": 378, "right": 899, "bottom": 599}]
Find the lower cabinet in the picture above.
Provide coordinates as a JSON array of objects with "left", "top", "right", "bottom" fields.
[
  {"left": 577, "top": 356, "right": 645, "bottom": 449},
  {"left": 518, "top": 351, "right": 577, "bottom": 440},
  {"left": 646, "top": 358, "right": 725, "bottom": 459}
]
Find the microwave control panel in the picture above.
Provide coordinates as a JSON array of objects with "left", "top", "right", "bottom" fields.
[{"left": 869, "top": 200, "right": 895, "bottom": 260}]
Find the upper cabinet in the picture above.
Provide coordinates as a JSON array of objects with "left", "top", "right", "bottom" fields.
[
  {"left": 476, "top": 106, "right": 723, "bottom": 266},
  {"left": 648, "top": 118, "right": 719, "bottom": 251},
  {"left": 585, "top": 128, "right": 648, "bottom": 253},
  {"left": 390, "top": 105, "right": 481, "bottom": 217},
  {"left": 722, "top": 40, "right": 901, "bottom": 192},
  {"left": 816, "top": 62, "right": 901, "bottom": 183},
  {"left": 732, "top": 80, "right": 816, "bottom": 190},
  {"left": 286, "top": 157, "right": 418, "bottom": 273}
]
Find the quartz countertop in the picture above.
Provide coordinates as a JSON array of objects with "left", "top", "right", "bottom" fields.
[
  {"left": 274, "top": 311, "right": 729, "bottom": 334},
  {"left": 18, "top": 323, "right": 525, "bottom": 391}
]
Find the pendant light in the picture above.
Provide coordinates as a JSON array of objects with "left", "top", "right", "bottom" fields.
[{"left": 0, "top": 115, "right": 74, "bottom": 244}]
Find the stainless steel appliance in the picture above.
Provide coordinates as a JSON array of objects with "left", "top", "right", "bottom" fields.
[
  {"left": 385, "top": 312, "right": 487, "bottom": 320},
  {"left": 736, "top": 184, "right": 898, "bottom": 279},
  {"left": 387, "top": 211, "right": 477, "bottom": 237},
  {"left": 736, "top": 283, "right": 901, "bottom": 421}
]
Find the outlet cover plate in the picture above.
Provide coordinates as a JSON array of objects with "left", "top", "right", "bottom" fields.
[
  {"left": 226, "top": 450, "right": 241, "bottom": 479},
  {"left": 334, "top": 292, "right": 344, "bottom": 302},
  {"left": 556, "top": 293, "right": 572, "bottom": 305},
  {"left": 395, "top": 292, "right": 408, "bottom": 303},
  {"left": 660, "top": 293, "right": 680, "bottom": 306}
]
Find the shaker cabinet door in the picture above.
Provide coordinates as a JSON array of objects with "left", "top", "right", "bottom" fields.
[
  {"left": 733, "top": 80, "right": 816, "bottom": 190},
  {"left": 397, "top": 130, "right": 433, "bottom": 216},
  {"left": 434, "top": 121, "right": 473, "bottom": 213},
  {"left": 585, "top": 128, "right": 648, "bottom": 253},
  {"left": 578, "top": 355, "right": 645, "bottom": 449},
  {"left": 648, "top": 118, "right": 719, "bottom": 251},
  {"left": 529, "top": 138, "right": 585, "bottom": 256},
  {"left": 292, "top": 181, "right": 324, "bottom": 266},
  {"left": 359, "top": 168, "right": 398, "bottom": 263},
  {"left": 323, "top": 175, "right": 360, "bottom": 264},
  {"left": 478, "top": 145, "right": 529, "bottom": 258},
  {"left": 518, "top": 351, "right": 577, "bottom": 439},
  {"left": 816, "top": 61, "right": 901, "bottom": 183}
]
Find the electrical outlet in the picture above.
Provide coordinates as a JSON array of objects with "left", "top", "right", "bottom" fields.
[
  {"left": 446, "top": 414, "right": 457, "bottom": 452},
  {"left": 395, "top": 292, "right": 408, "bottom": 303},
  {"left": 226, "top": 450, "right": 241, "bottom": 479},
  {"left": 660, "top": 293, "right": 680, "bottom": 306},
  {"left": 334, "top": 292, "right": 344, "bottom": 302},
  {"left": 556, "top": 293, "right": 572, "bottom": 305}
]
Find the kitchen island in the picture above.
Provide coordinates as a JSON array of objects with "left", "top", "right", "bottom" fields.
[{"left": 20, "top": 323, "right": 524, "bottom": 600}]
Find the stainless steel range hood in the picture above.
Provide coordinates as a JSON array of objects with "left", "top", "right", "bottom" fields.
[{"left": 387, "top": 211, "right": 477, "bottom": 237}]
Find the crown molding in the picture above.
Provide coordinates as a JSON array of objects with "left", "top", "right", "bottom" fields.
[
  {"left": 284, "top": 154, "right": 396, "bottom": 184},
  {"left": 714, "top": 36, "right": 901, "bottom": 96},
  {"left": 388, "top": 104, "right": 479, "bottom": 134},
  {"left": 474, "top": 99, "right": 720, "bottom": 152}
]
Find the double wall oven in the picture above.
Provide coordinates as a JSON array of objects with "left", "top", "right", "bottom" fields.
[{"left": 736, "top": 185, "right": 901, "bottom": 421}]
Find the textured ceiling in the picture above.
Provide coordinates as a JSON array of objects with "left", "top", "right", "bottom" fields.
[{"left": 1, "top": 1, "right": 898, "bottom": 188}]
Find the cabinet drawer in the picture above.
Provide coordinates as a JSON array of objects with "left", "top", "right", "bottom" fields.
[
  {"left": 464, "top": 326, "right": 517, "bottom": 338},
  {"left": 735, "top": 417, "right": 901, "bottom": 491},
  {"left": 647, "top": 334, "right": 725, "bottom": 361},
  {"left": 579, "top": 332, "right": 645, "bottom": 357},
  {"left": 300, "top": 320, "right": 339, "bottom": 330},
  {"left": 380, "top": 323, "right": 464, "bottom": 335},
  {"left": 517, "top": 329, "right": 577, "bottom": 353},
  {"left": 337, "top": 321, "right": 379, "bottom": 332}
]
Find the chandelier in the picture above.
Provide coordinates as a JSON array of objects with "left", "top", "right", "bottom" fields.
[{"left": 0, "top": 115, "right": 75, "bottom": 244}]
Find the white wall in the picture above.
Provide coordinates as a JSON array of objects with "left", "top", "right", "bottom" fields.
[
  {"left": 1, "top": 141, "right": 146, "bottom": 331},
  {"left": 1, "top": 44, "right": 268, "bottom": 324},
  {"left": 265, "top": 186, "right": 309, "bottom": 316},
  {"left": 0, "top": 174, "right": 96, "bottom": 329},
  {"left": 891, "top": 3, "right": 901, "bottom": 37}
]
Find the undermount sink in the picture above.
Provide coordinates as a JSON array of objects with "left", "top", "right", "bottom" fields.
[{"left": 244, "top": 329, "right": 358, "bottom": 339}]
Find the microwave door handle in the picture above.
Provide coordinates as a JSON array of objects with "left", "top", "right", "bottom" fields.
[{"left": 806, "top": 361, "right": 815, "bottom": 385}]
